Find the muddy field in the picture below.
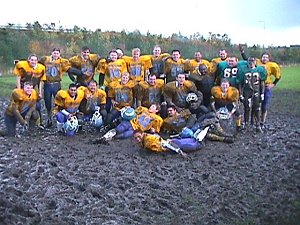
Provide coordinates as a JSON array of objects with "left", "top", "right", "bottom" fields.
[{"left": 0, "top": 91, "right": 299, "bottom": 225}]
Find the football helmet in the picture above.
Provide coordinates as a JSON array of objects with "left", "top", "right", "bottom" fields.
[
  {"left": 120, "top": 107, "right": 136, "bottom": 121},
  {"left": 217, "top": 107, "right": 229, "bottom": 120},
  {"left": 63, "top": 115, "right": 79, "bottom": 133},
  {"left": 91, "top": 110, "right": 103, "bottom": 128},
  {"left": 186, "top": 92, "right": 198, "bottom": 104}
]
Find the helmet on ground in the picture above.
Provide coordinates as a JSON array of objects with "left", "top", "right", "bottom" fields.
[
  {"left": 63, "top": 115, "right": 79, "bottom": 133},
  {"left": 91, "top": 110, "right": 103, "bottom": 128},
  {"left": 121, "top": 107, "right": 136, "bottom": 121},
  {"left": 217, "top": 107, "right": 229, "bottom": 120},
  {"left": 186, "top": 92, "right": 198, "bottom": 104}
]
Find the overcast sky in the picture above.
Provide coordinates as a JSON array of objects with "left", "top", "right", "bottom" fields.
[{"left": 1, "top": 0, "right": 299, "bottom": 47}]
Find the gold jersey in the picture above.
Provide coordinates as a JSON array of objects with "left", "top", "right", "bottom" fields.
[
  {"left": 108, "top": 80, "right": 136, "bottom": 110},
  {"left": 211, "top": 86, "right": 239, "bottom": 105},
  {"left": 69, "top": 54, "right": 100, "bottom": 84},
  {"left": 39, "top": 56, "right": 71, "bottom": 83},
  {"left": 130, "top": 106, "right": 163, "bottom": 132},
  {"left": 164, "top": 80, "right": 197, "bottom": 108},
  {"left": 13, "top": 61, "right": 46, "bottom": 87},
  {"left": 53, "top": 89, "right": 85, "bottom": 114},
  {"left": 6, "top": 88, "right": 39, "bottom": 116},
  {"left": 96, "top": 58, "right": 128, "bottom": 86},
  {"left": 257, "top": 60, "right": 281, "bottom": 85},
  {"left": 125, "top": 56, "right": 152, "bottom": 82},
  {"left": 186, "top": 59, "right": 211, "bottom": 73},
  {"left": 137, "top": 79, "right": 164, "bottom": 107},
  {"left": 141, "top": 133, "right": 167, "bottom": 153},
  {"left": 77, "top": 86, "right": 107, "bottom": 114}
]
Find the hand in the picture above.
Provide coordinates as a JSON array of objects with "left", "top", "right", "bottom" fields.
[
  {"left": 260, "top": 94, "right": 264, "bottom": 102},
  {"left": 238, "top": 44, "right": 245, "bottom": 53}
]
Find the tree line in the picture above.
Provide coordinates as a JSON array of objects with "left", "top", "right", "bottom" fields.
[{"left": 0, "top": 21, "right": 299, "bottom": 73}]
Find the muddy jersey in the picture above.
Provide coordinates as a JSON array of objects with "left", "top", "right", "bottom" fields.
[
  {"left": 142, "top": 53, "right": 170, "bottom": 76},
  {"left": 96, "top": 58, "right": 127, "bottom": 86},
  {"left": 69, "top": 54, "right": 100, "bottom": 85},
  {"left": 39, "top": 56, "right": 71, "bottom": 83},
  {"left": 257, "top": 60, "right": 281, "bottom": 85},
  {"left": 125, "top": 56, "right": 152, "bottom": 83},
  {"left": 215, "top": 60, "right": 248, "bottom": 88},
  {"left": 186, "top": 59, "right": 211, "bottom": 74},
  {"left": 141, "top": 133, "right": 167, "bottom": 153},
  {"left": 137, "top": 79, "right": 164, "bottom": 107},
  {"left": 6, "top": 88, "right": 39, "bottom": 116},
  {"left": 53, "top": 89, "right": 85, "bottom": 114},
  {"left": 211, "top": 86, "right": 239, "bottom": 106},
  {"left": 164, "top": 80, "right": 197, "bottom": 108},
  {"left": 190, "top": 69, "right": 215, "bottom": 94},
  {"left": 210, "top": 57, "right": 229, "bottom": 73},
  {"left": 108, "top": 80, "right": 136, "bottom": 110},
  {"left": 162, "top": 109, "right": 192, "bottom": 133},
  {"left": 164, "top": 58, "right": 188, "bottom": 83},
  {"left": 77, "top": 86, "right": 107, "bottom": 114},
  {"left": 13, "top": 61, "right": 46, "bottom": 88},
  {"left": 237, "top": 66, "right": 267, "bottom": 92},
  {"left": 130, "top": 106, "right": 163, "bottom": 132}
]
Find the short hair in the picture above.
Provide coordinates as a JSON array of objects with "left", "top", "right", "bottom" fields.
[
  {"left": 167, "top": 105, "right": 177, "bottom": 111},
  {"left": 23, "top": 81, "right": 34, "bottom": 87},
  {"left": 52, "top": 47, "right": 60, "bottom": 52},
  {"left": 27, "top": 54, "right": 38, "bottom": 60},
  {"left": 220, "top": 78, "right": 230, "bottom": 84},
  {"left": 88, "top": 79, "right": 98, "bottom": 86},
  {"left": 81, "top": 46, "right": 90, "bottom": 52},
  {"left": 69, "top": 83, "right": 77, "bottom": 89},
  {"left": 172, "top": 49, "right": 181, "bottom": 54},
  {"left": 150, "top": 103, "right": 161, "bottom": 112}
]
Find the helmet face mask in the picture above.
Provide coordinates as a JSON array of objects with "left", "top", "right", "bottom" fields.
[
  {"left": 186, "top": 93, "right": 198, "bottom": 104},
  {"left": 63, "top": 116, "right": 79, "bottom": 133},
  {"left": 217, "top": 107, "right": 229, "bottom": 120},
  {"left": 91, "top": 111, "right": 103, "bottom": 128}
]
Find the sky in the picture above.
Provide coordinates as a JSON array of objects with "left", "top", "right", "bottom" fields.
[{"left": 1, "top": 0, "right": 299, "bottom": 47}]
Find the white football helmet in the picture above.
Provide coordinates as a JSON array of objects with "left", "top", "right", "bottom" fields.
[
  {"left": 91, "top": 110, "right": 103, "bottom": 128},
  {"left": 217, "top": 107, "right": 229, "bottom": 120},
  {"left": 120, "top": 107, "right": 136, "bottom": 121},
  {"left": 186, "top": 92, "right": 198, "bottom": 104},
  {"left": 63, "top": 115, "right": 79, "bottom": 133}
]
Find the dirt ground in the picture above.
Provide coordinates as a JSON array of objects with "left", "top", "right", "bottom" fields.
[{"left": 0, "top": 91, "right": 299, "bottom": 225}]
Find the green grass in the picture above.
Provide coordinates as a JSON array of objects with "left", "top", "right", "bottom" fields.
[
  {"left": 0, "top": 66, "right": 298, "bottom": 97},
  {"left": 0, "top": 74, "right": 80, "bottom": 97},
  {"left": 274, "top": 66, "right": 300, "bottom": 91}
]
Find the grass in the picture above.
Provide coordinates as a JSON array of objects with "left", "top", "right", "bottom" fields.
[
  {"left": 0, "top": 66, "right": 298, "bottom": 97},
  {"left": 274, "top": 65, "right": 300, "bottom": 91}
]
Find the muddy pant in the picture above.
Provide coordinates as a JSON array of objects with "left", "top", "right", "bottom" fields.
[
  {"left": 243, "top": 91, "right": 261, "bottom": 125},
  {"left": 4, "top": 109, "right": 38, "bottom": 137},
  {"left": 171, "top": 138, "right": 203, "bottom": 152},
  {"left": 115, "top": 120, "right": 134, "bottom": 139}
]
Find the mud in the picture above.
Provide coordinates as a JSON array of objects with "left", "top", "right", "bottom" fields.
[{"left": 0, "top": 91, "right": 299, "bottom": 225}]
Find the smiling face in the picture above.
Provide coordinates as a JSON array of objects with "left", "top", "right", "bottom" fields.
[
  {"left": 23, "top": 82, "right": 34, "bottom": 95},
  {"left": 28, "top": 55, "right": 38, "bottom": 68}
]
